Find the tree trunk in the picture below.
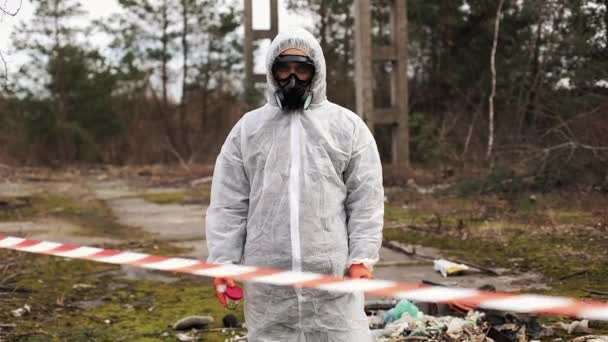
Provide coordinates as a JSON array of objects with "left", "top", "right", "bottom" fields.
[
  {"left": 319, "top": 0, "right": 328, "bottom": 52},
  {"left": 487, "top": 0, "right": 505, "bottom": 159},
  {"left": 180, "top": 0, "right": 191, "bottom": 157},
  {"left": 605, "top": 0, "right": 608, "bottom": 51},
  {"left": 158, "top": 0, "right": 179, "bottom": 156},
  {"left": 161, "top": 0, "right": 169, "bottom": 108},
  {"left": 521, "top": 15, "right": 543, "bottom": 134},
  {"left": 438, "top": 0, "right": 457, "bottom": 102}
]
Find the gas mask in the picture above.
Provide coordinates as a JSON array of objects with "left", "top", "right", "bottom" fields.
[{"left": 272, "top": 55, "right": 315, "bottom": 112}]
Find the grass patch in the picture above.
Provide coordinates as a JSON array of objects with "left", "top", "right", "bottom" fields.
[
  {"left": 385, "top": 205, "right": 462, "bottom": 227},
  {"left": 384, "top": 198, "right": 608, "bottom": 302},
  {"left": 0, "top": 194, "right": 83, "bottom": 221},
  {"left": 141, "top": 192, "right": 187, "bottom": 205},
  {"left": 0, "top": 192, "right": 149, "bottom": 241},
  {"left": 1, "top": 250, "right": 243, "bottom": 342},
  {"left": 140, "top": 183, "right": 211, "bottom": 206}
]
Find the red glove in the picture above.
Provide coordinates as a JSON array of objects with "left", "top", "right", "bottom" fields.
[
  {"left": 349, "top": 263, "right": 373, "bottom": 279},
  {"left": 214, "top": 277, "right": 243, "bottom": 309}
]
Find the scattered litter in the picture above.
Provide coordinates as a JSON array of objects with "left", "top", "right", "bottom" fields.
[
  {"left": 176, "top": 332, "right": 196, "bottom": 342},
  {"left": 225, "top": 335, "right": 247, "bottom": 342},
  {"left": 11, "top": 304, "right": 31, "bottom": 317},
  {"left": 364, "top": 298, "right": 604, "bottom": 342},
  {"left": 384, "top": 299, "right": 423, "bottom": 323},
  {"left": 223, "top": 313, "right": 242, "bottom": 328},
  {"left": 433, "top": 259, "right": 470, "bottom": 277},
  {"left": 173, "top": 315, "right": 214, "bottom": 330},
  {"left": 542, "top": 319, "right": 593, "bottom": 335},
  {"left": 72, "top": 283, "right": 95, "bottom": 289},
  {"left": 485, "top": 310, "right": 542, "bottom": 341},
  {"left": 368, "top": 313, "right": 385, "bottom": 329},
  {"left": 572, "top": 336, "right": 608, "bottom": 342},
  {"left": 373, "top": 310, "right": 490, "bottom": 341}
]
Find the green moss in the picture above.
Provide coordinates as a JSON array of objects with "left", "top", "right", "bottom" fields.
[
  {"left": 191, "top": 183, "right": 212, "bottom": 205},
  {"left": 385, "top": 205, "right": 462, "bottom": 227},
  {"left": 141, "top": 192, "right": 186, "bottom": 205},
  {"left": 545, "top": 209, "right": 592, "bottom": 224},
  {"left": 0, "top": 193, "right": 84, "bottom": 221},
  {"left": 140, "top": 184, "right": 211, "bottom": 206},
  {"left": 2, "top": 250, "right": 244, "bottom": 342}
]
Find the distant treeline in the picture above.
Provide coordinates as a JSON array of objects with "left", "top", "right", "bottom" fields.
[{"left": 0, "top": 0, "right": 607, "bottom": 188}]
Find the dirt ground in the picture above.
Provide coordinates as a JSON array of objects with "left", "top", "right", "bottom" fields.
[{"left": 0, "top": 165, "right": 607, "bottom": 341}]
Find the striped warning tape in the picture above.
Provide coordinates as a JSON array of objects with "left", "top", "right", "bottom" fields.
[{"left": 1, "top": 234, "right": 607, "bottom": 321}]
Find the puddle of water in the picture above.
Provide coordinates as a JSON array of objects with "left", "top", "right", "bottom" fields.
[
  {"left": 90, "top": 180, "right": 134, "bottom": 200},
  {"left": 108, "top": 198, "right": 206, "bottom": 241}
]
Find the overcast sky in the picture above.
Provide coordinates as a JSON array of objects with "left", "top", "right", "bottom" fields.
[{"left": 0, "top": 0, "right": 313, "bottom": 75}]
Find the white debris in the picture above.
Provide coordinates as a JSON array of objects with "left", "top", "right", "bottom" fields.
[
  {"left": 176, "top": 332, "right": 196, "bottom": 342},
  {"left": 572, "top": 336, "right": 608, "bottom": 342},
  {"left": 11, "top": 304, "right": 31, "bottom": 317},
  {"left": 433, "top": 259, "right": 470, "bottom": 277}
]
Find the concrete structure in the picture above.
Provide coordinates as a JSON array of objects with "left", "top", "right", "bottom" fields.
[
  {"left": 354, "top": 0, "right": 410, "bottom": 166},
  {"left": 244, "top": 0, "right": 279, "bottom": 85}
]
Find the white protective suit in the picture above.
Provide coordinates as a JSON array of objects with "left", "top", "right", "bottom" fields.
[{"left": 206, "top": 27, "right": 384, "bottom": 342}]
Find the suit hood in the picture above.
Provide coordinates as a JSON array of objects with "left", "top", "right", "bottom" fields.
[{"left": 265, "top": 27, "right": 327, "bottom": 107}]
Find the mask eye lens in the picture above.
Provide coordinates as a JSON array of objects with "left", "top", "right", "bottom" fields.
[
  {"left": 273, "top": 63, "right": 292, "bottom": 81},
  {"left": 273, "top": 57, "right": 316, "bottom": 83},
  {"left": 296, "top": 64, "right": 314, "bottom": 78},
  {"left": 275, "top": 62, "right": 289, "bottom": 73}
]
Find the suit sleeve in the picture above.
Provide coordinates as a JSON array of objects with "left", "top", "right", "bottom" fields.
[
  {"left": 206, "top": 120, "right": 249, "bottom": 265},
  {"left": 343, "top": 119, "right": 384, "bottom": 270}
]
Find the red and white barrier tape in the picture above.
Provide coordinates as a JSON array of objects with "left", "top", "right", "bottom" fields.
[{"left": 1, "top": 234, "right": 607, "bottom": 321}]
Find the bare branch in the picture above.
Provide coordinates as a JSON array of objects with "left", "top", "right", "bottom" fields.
[
  {"left": 1, "top": 0, "right": 23, "bottom": 81},
  {"left": 161, "top": 136, "right": 191, "bottom": 172},
  {"left": 0, "top": 53, "right": 7, "bottom": 81},
  {"left": 0, "top": 0, "right": 22, "bottom": 16}
]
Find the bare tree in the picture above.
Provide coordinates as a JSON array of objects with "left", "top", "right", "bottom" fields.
[
  {"left": 487, "top": 0, "right": 505, "bottom": 159},
  {"left": 0, "top": 0, "right": 22, "bottom": 17},
  {"left": 0, "top": 0, "right": 23, "bottom": 80}
]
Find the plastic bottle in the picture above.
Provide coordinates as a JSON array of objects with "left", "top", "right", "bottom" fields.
[{"left": 383, "top": 299, "right": 422, "bottom": 323}]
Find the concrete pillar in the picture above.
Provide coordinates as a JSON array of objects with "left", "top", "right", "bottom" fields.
[
  {"left": 354, "top": 0, "right": 409, "bottom": 167},
  {"left": 244, "top": 0, "right": 253, "bottom": 85},
  {"left": 353, "top": 0, "right": 375, "bottom": 133},
  {"left": 244, "top": 0, "right": 279, "bottom": 86},
  {"left": 394, "top": 0, "right": 409, "bottom": 164}
]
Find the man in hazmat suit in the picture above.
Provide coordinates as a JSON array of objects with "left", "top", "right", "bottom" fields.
[{"left": 206, "top": 27, "right": 384, "bottom": 341}]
